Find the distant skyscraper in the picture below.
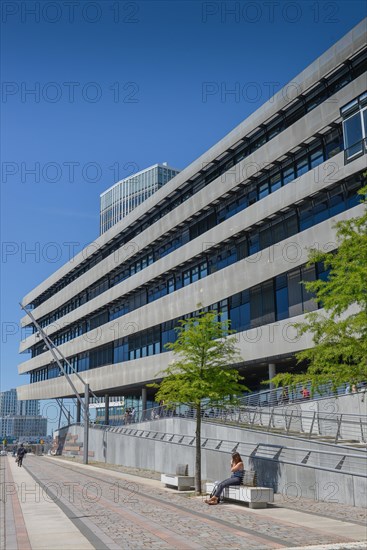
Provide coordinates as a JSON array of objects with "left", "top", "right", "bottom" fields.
[
  {"left": 100, "top": 163, "right": 180, "bottom": 234},
  {"left": 0, "top": 388, "right": 40, "bottom": 418},
  {"left": 0, "top": 389, "right": 45, "bottom": 439},
  {"left": 0, "top": 388, "right": 17, "bottom": 416},
  {"left": 17, "top": 399, "right": 39, "bottom": 416}
]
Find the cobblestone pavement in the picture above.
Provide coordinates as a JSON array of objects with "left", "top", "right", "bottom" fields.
[
  {"left": 6, "top": 455, "right": 364, "bottom": 550},
  {"left": 72, "top": 458, "right": 367, "bottom": 526}
]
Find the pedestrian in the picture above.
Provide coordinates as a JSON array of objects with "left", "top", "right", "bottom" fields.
[
  {"left": 300, "top": 387, "right": 310, "bottom": 399},
  {"left": 16, "top": 443, "right": 26, "bottom": 467},
  {"left": 351, "top": 384, "right": 358, "bottom": 393},
  {"left": 205, "top": 452, "right": 244, "bottom": 505}
]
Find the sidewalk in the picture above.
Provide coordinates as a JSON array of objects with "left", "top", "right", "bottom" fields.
[
  {"left": 1, "top": 455, "right": 93, "bottom": 550},
  {"left": 1, "top": 454, "right": 366, "bottom": 550}
]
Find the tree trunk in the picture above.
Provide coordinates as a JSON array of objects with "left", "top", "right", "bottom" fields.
[{"left": 195, "top": 404, "right": 201, "bottom": 494}]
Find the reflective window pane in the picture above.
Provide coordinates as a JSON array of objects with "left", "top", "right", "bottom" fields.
[{"left": 343, "top": 112, "right": 363, "bottom": 158}]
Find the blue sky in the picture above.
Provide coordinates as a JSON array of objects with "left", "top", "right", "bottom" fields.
[{"left": 1, "top": 2, "right": 366, "bottom": 415}]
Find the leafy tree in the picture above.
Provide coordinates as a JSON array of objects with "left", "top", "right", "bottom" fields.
[
  {"left": 270, "top": 186, "right": 367, "bottom": 394},
  {"left": 149, "top": 308, "right": 246, "bottom": 494}
]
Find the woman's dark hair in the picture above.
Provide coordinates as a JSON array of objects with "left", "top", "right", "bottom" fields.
[{"left": 231, "top": 452, "right": 242, "bottom": 464}]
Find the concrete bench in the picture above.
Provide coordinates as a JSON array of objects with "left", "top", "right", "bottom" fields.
[
  {"left": 205, "top": 481, "right": 274, "bottom": 509},
  {"left": 161, "top": 463, "right": 195, "bottom": 491},
  {"left": 161, "top": 473, "right": 195, "bottom": 490}
]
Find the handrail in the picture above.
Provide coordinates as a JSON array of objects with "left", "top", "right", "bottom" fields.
[
  {"left": 92, "top": 400, "right": 367, "bottom": 444},
  {"left": 90, "top": 379, "right": 366, "bottom": 429}
]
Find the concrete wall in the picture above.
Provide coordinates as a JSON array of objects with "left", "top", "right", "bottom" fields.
[{"left": 58, "top": 415, "right": 367, "bottom": 508}]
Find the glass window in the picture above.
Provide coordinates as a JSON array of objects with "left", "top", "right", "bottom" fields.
[
  {"left": 237, "top": 237, "right": 248, "bottom": 260},
  {"left": 276, "top": 275, "right": 288, "bottom": 320},
  {"left": 328, "top": 187, "right": 344, "bottom": 216},
  {"left": 259, "top": 225, "right": 272, "bottom": 249},
  {"left": 167, "top": 277, "right": 175, "bottom": 294},
  {"left": 299, "top": 201, "right": 314, "bottom": 231},
  {"left": 200, "top": 261, "right": 208, "bottom": 278},
  {"left": 230, "top": 291, "right": 250, "bottom": 332},
  {"left": 316, "top": 261, "right": 330, "bottom": 283},
  {"left": 313, "top": 194, "right": 329, "bottom": 224},
  {"left": 258, "top": 181, "right": 269, "bottom": 199},
  {"left": 270, "top": 173, "right": 281, "bottom": 192},
  {"left": 160, "top": 282, "right": 167, "bottom": 298},
  {"left": 268, "top": 121, "right": 284, "bottom": 140},
  {"left": 261, "top": 281, "right": 275, "bottom": 325},
  {"left": 217, "top": 253, "right": 227, "bottom": 270},
  {"left": 310, "top": 148, "right": 324, "bottom": 169},
  {"left": 325, "top": 130, "right": 342, "bottom": 159},
  {"left": 250, "top": 286, "right": 262, "bottom": 327},
  {"left": 183, "top": 270, "right": 191, "bottom": 286},
  {"left": 192, "top": 266, "right": 199, "bottom": 282},
  {"left": 272, "top": 219, "right": 286, "bottom": 243},
  {"left": 343, "top": 112, "right": 363, "bottom": 159},
  {"left": 248, "top": 232, "right": 259, "bottom": 255},
  {"left": 248, "top": 188, "right": 257, "bottom": 205},
  {"left": 345, "top": 179, "right": 362, "bottom": 209},
  {"left": 285, "top": 213, "right": 298, "bottom": 237},
  {"left": 283, "top": 165, "right": 295, "bottom": 185},
  {"left": 306, "top": 85, "right": 327, "bottom": 112},
  {"left": 296, "top": 157, "right": 308, "bottom": 177},
  {"left": 328, "top": 66, "right": 351, "bottom": 94},
  {"left": 288, "top": 268, "right": 303, "bottom": 317},
  {"left": 301, "top": 265, "right": 317, "bottom": 313},
  {"left": 175, "top": 273, "right": 182, "bottom": 289}
]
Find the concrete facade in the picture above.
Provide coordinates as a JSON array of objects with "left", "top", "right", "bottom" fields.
[{"left": 17, "top": 20, "right": 367, "bottom": 404}]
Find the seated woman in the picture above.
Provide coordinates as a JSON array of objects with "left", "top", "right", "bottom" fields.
[{"left": 205, "top": 452, "right": 244, "bottom": 505}]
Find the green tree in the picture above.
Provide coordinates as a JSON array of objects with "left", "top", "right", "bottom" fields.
[
  {"left": 150, "top": 308, "right": 246, "bottom": 494},
  {"left": 270, "top": 186, "right": 367, "bottom": 393}
]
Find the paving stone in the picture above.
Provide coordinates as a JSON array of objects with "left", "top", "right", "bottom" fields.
[{"left": 2, "top": 455, "right": 366, "bottom": 550}]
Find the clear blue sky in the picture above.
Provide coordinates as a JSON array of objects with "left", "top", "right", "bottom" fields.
[{"left": 1, "top": 2, "right": 366, "bottom": 406}]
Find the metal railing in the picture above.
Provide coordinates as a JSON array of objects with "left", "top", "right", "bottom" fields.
[
  {"left": 223, "top": 408, "right": 367, "bottom": 443},
  {"left": 91, "top": 379, "right": 366, "bottom": 429},
  {"left": 92, "top": 385, "right": 367, "bottom": 444}
]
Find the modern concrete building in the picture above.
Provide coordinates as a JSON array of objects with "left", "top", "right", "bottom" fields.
[
  {"left": 0, "top": 389, "right": 45, "bottom": 440},
  {"left": 0, "top": 388, "right": 39, "bottom": 417},
  {"left": 17, "top": 21, "right": 367, "bottom": 414},
  {"left": 0, "top": 416, "right": 47, "bottom": 440},
  {"left": 100, "top": 163, "right": 180, "bottom": 234},
  {"left": 0, "top": 388, "right": 18, "bottom": 416}
]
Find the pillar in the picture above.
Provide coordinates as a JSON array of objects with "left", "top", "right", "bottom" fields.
[
  {"left": 268, "top": 363, "right": 277, "bottom": 406},
  {"left": 76, "top": 400, "right": 81, "bottom": 423},
  {"left": 141, "top": 387, "right": 147, "bottom": 420},
  {"left": 104, "top": 394, "right": 109, "bottom": 426},
  {"left": 268, "top": 363, "right": 276, "bottom": 389}
]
